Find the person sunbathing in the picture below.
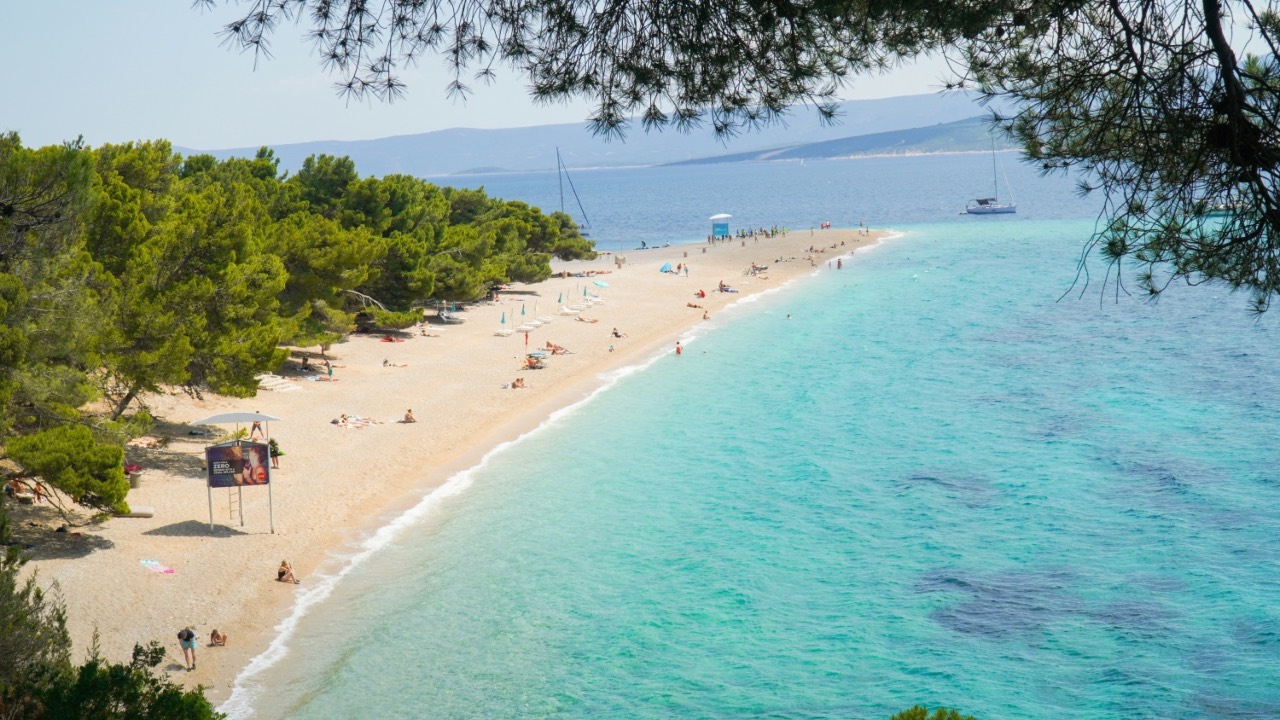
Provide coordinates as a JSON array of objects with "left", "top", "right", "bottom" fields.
[
  {"left": 545, "top": 341, "right": 570, "bottom": 355},
  {"left": 403, "top": 409, "right": 417, "bottom": 423},
  {"left": 687, "top": 302, "right": 702, "bottom": 308},
  {"left": 209, "top": 629, "right": 227, "bottom": 647},
  {"left": 277, "top": 560, "right": 300, "bottom": 584},
  {"left": 511, "top": 377, "right": 528, "bottom": 389},
  {"left": 611, "top": 328, "right": 628, "bottom": 338},
  {"left": 576, "top": 316, "right": 599, "bottom": 323}
]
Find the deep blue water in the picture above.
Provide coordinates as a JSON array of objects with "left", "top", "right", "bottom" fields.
[{"left": 225, "top": 155, "right": 1280, "bottom": 719}]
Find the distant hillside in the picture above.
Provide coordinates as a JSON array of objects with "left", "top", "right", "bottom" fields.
[
  {"left": 667, "top": 116, "right": 1016, "bottom": 165},
  {"left": 177, "top": 92, "right": 1005, "bottom": 177}
]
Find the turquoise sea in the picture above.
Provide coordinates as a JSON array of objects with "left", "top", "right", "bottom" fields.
[{"left": 225, "top": 155, "right": 1280, "bottom": 719}]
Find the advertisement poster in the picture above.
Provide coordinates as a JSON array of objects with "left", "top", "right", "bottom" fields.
[{"left": 206, "top": 441, "right": 271, "bottom": 488}]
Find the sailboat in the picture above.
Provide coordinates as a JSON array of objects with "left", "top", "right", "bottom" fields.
[
  {"left": 557, "top": 148, "right": 592, "bottom": 236},
  {"left": 966, "top": 137, "right": 1016, "bottom": 215}
]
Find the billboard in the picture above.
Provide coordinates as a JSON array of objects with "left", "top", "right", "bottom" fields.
[
  {"left": 206, "top": 441, "right": 271, "bottom": 488},
  {"left": 712, "top": 222, "right": 729, "bottom": 237}
]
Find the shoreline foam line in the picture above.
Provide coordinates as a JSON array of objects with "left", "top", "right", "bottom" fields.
[{"left": 217, "top": 328, "right": 699, "bottom": 718}]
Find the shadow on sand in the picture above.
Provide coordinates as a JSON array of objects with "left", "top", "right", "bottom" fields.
[{"left": 143, "top": 520, "right": 250, "bottom": 538}]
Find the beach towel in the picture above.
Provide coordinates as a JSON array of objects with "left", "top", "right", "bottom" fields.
[{"left": 140, "top": 559, "right": 175, "bottom": 574}]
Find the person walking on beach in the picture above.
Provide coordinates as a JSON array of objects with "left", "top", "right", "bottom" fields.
[
  {"left": 177, "top": 626, "right": 197, "bottom": 670},
  {"left": 675, "top": 342, "right": 683, "bottom": 357}
]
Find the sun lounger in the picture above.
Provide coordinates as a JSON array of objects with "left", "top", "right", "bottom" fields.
[
  {"left": 495, "top": 328, "right": 514, "bottom": 336},
  {"left": 118, "top": 505, "right": 156, "bottom": 518}
]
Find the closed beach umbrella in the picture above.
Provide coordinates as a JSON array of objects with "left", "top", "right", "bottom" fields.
[
  {"left": 557, "top": 292, "right": 563, "bottom": 304},
  {"left": 501, "top": 311, "right": 506, "bottom": 325},
  {"left": 521, "top": 303, "right": 526, "bottom": 317}
]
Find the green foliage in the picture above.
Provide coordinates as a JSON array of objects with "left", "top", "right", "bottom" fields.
[
  {"left": 2, "top": 132, "right": 588, "bottom": 517},
  {"left": 38, "top": 640, "right": 224, "bottom": 720},
  {"left": 0, "top": 501, "right": 72, "bottom": 720},
  {"left": 890, "top": 706, "right": 977, "bottom": 720},
  {"left": 7, "top": 426, "right": 128, "bottom": 512}
]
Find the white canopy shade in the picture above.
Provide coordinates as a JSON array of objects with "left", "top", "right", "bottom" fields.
[
  {"left": 192, "top": 412, "right": 283, "bottom": 425},
  {"left": 708, "top": 213, "right": 733, "bottom": 220}
]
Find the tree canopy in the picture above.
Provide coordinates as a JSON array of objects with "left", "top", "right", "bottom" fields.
[
  {"left": 0, "top": 132, "right": 593, "bottom": 512},
  {"left": 198, "top": 0, "right": 1280, "bottom": 310}
]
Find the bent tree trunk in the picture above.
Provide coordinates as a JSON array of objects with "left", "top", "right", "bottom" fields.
[{"left": 110, "top": 384, "right": 141, "bottom": 421}]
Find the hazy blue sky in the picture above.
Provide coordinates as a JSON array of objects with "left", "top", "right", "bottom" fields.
[{"left": 4, "top": 2, "right": 951, "bottom": 150}]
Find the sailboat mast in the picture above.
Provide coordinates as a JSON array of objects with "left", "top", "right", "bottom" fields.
[
  {"left": 991, "top": 136, "right": 999, "bottom": 201},
  {"left": 557, "top": 148, "right": 566, "bottom": 214}
]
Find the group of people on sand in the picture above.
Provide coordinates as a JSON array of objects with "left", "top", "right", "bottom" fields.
[
  {"left": 5, "top": 478, "right": 46, "bottom": 503},
  {"left": 507, "top": 377, "right": 529, "bottom": 389},
  {"left": 331, "top": 414, "right": 379, "bottom": 429},
  {"left": 176, "top": 626, "right": 228, "bottom": 672},
  {"left": 178, "top": 559, "right": 299, "bottom": 670}
]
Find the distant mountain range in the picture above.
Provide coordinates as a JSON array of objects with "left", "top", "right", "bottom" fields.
[
  {"left": 178, "top": 92, "right": 1012, "bottom": 177},
  {"left": 665, "top": 115, "right": 1015, "bottom": 165}
]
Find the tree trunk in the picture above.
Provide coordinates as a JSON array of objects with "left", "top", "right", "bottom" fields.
[{"left": 109, "top": 384, "right": 140, "bottom": 421}]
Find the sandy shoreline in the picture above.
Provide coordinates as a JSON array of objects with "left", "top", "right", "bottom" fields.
[{"left": 14, "top": 227, "right": 882, "bottom": 708}]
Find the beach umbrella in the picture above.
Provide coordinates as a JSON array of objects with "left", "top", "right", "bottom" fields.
[
  {"left": 500, "top": 311, "right": 506, "bottom": 325},
  {"left": 557, "top": 292, "right": 563, "bottom": 304},
  {"left": 659, "top": 262, "right": 672, "bottom": 273},
  {"left": 709, "top": 213, "right": 733, "bottom": 220},
  {"left": 521, "top": 303, "right": 527, "bottom": 317},
  {"left": 583, "top": 287, "right": 589, "bottom": 297},
  {"left": 593, "top": 280, "right": 609, "bottom": 288}
]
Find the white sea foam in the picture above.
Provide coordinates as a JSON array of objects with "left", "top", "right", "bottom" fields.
[{"left": 219, "top": 335, "right": 680, "bottom": 718}]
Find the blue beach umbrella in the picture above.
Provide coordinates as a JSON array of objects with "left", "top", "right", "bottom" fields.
[
  {"left": 500, "top": 311, "right": 506, "bottom": 325},
  {"left": 557, "top": 292, "right": 563, "bottom": 304},
  {"left": 521, "top": 303, "right": 527, "bottom": 318}
]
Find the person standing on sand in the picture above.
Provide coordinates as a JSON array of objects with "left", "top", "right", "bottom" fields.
[{"left": 177, "top": 626, "right": 197, "bottom": 670}]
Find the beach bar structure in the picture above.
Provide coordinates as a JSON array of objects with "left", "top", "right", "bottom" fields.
[
  {"left": 709, "top": 213, "right": 732, "bottom": 238},
  {"left": 193, "top": 412, "right": 281, "bottom": 533}
]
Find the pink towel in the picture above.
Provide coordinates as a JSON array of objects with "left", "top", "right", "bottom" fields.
[{"left": 140, "top": 560, "right": 174, "bottom": 574}]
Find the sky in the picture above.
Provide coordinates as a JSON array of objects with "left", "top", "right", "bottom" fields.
[{"left": 3, "top": 2, "right": 951, "bottom": 151}]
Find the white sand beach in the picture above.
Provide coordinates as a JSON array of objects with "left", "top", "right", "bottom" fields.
[{"left": 14, "top": 227, "right": 880, "bottom": 703}]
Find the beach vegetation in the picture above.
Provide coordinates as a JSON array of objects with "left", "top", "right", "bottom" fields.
[
  {"left": 1, "top": 130, "right": 591, "bottom": 513},
  {"left": 6, "top": 426, "right": 129, "bottom": 514},
  {"left": 0, "top": 502, "right": 223, "bottom": 719},
  {"left": 195, "top": 0, "right": 1280, "bottom": 311}
]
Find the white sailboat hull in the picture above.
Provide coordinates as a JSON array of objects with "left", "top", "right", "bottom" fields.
[{"left": 966, "top": 202, "right": 1017, "bottom": 215}]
